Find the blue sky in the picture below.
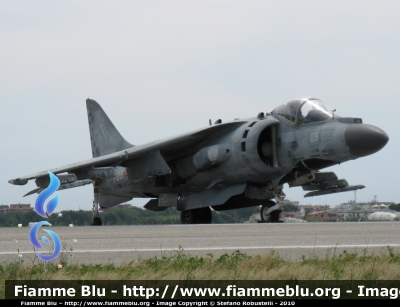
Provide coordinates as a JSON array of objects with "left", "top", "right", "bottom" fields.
[{"left": 1, "top": 1, "right": 399, "bottom": 211}]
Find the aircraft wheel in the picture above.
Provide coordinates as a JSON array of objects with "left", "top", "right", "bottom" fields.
[
  {"left": 261, "top": 201, "right": 279, "bottom": 223},
  {"left": 180, "top": 207, "right": 213, "bottom": 224},
  {"left": 260, "top": 206, "right": 271, "bottom": 223},
  {"left": 196, "top": 207, "right": 212, "bottom": 224},
  {"left": 92, "top": 216, "right": 102, "bottom": 226},
  {"left": 180, "top": 210, "right": 197, "bottom": 224}
]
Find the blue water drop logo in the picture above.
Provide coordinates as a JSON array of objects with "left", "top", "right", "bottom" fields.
[
  {"left": 35, "top": 171, "right": 60, "bottom": 218},
  {"left": 29, "top": 171, "right": 62, "bottom": 262},
  {"left": 29, "top": 221, "right": 62, "bottom": 261}
]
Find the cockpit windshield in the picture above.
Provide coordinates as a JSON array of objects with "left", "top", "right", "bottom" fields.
[{"left": 274, "top": 98, "right": 336, "bottom": 124}]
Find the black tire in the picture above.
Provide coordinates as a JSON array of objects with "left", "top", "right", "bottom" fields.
[
  {"left": 180, "top": 207, "right": 212, "bottom": 224},
  {"left": 270, "top": 210, "right": 282, "bottom": 223},
  {"left": 180, "top": 210, "right": 197, "bottom": 224},
  {"left": 92, "top": 216, "right": 102, "bottom": 226},
  {"left": 196, "top": 207, "right": 212, "bottom": 224}
]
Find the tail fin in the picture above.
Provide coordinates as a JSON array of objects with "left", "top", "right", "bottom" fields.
[{"left": 86, "top": 98, "right": 134, "bottom": 158}]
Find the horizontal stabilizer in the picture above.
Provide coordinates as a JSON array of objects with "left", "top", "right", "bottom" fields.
[{"left": 304, "top": 184, "right": 365, "bottom": 197}]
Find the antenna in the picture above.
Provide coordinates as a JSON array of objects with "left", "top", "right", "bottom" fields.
[{"left": 209, "top": 119, "right": 212, "bottom": 126}]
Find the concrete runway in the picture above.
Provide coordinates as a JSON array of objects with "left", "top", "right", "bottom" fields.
[{"left": 1, "top": 222, "right": 400, "bottom": 265}]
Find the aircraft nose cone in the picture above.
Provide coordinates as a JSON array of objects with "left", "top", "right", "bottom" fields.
[{"left": 345, "top": 124, "right": 389, "bottom": 158}]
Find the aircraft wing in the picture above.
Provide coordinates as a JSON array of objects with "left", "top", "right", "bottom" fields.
[{"left": 9, "top": 120, "right": 247, "bottom": 186}]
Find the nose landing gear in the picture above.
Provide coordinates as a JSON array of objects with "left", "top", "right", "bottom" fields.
[
  {"left": 260, "top": 201, "right": 282, "bottom": 223},
  {"left": 260, "top": 185, "right": 285, "bottom": 223}
]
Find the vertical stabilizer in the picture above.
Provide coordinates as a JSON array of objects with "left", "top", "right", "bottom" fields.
[{"left": 86, "top": 99, "right": 134, "bottom": 158}]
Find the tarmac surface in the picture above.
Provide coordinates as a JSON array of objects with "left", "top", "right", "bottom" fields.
[{"left": 1, "top": 222, "right": 400, "bottom": 265}]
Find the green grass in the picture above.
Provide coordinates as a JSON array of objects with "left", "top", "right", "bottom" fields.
[{"left": 2, "top": 246, "right": 400, "bottom": 299}]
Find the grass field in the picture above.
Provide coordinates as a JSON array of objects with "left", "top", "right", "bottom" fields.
[{"left": 2, "top": 245, "right": 400, "bottom": 299}]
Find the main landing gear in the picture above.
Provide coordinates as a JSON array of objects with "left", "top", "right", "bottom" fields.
[{"left": 180, "top": 207, "right": 212, "bottom": 224}]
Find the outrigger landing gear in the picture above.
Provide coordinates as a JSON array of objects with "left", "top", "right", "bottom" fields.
[
  {"left": 92, "top": 182, "right": 102, "bottom": 226},
  {"left": 92, "top": 202, "right": 102, "bottom": 225}
]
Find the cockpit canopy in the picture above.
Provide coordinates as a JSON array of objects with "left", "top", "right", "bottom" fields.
[{"left": 274, "top": 98, "right": 337, "bottom": 125}]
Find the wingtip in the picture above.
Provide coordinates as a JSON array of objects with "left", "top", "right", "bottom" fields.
[{"left": 9, "top": 178, "right": 28, "bottom": 185}]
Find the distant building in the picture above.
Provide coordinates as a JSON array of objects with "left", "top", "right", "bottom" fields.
[
  {"left": 248, "top": 200, "right": 398, "bottom": 223},
  {"left": 3, "top": 204, "right": 33, "bottom": 213},
  {"left": 280, "top": 211, "right": 303, "bottom": 219},
  {"left": 334, "top": 209, "right": 372, "bottom": 220},
  {"left": 300, "top": 204, "right": 330, "bottom": 212},
  {"left": 307, "top": 211, "right": 339, "bottom": 222},
  {"left": 332, "top": 201, "right": 396, "bottom": 220},
  {"left": 335, "top": 201, "right": 395, "bottom": 211},
  {"left": 0, "top": 205, "right": 9, "bottom": 213}
]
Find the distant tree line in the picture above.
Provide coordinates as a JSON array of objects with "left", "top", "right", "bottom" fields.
[
  {"left": 390, "top": 204, "right": 400, "bottom": 211},
  {"left": 0, "top": 206, "right": 260, "bottom": 227},
  {"left": 282, "top": 203, "right": 298, "bottom": 212}
]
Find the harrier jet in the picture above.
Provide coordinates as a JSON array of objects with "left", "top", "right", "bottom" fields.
[{"left": 9, "top": 98, "right": 389, "bottom": 225}]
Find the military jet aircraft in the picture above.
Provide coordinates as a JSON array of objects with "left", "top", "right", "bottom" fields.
[{"left": 9, "top": 98, "right": 389, "bottom": 225}]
